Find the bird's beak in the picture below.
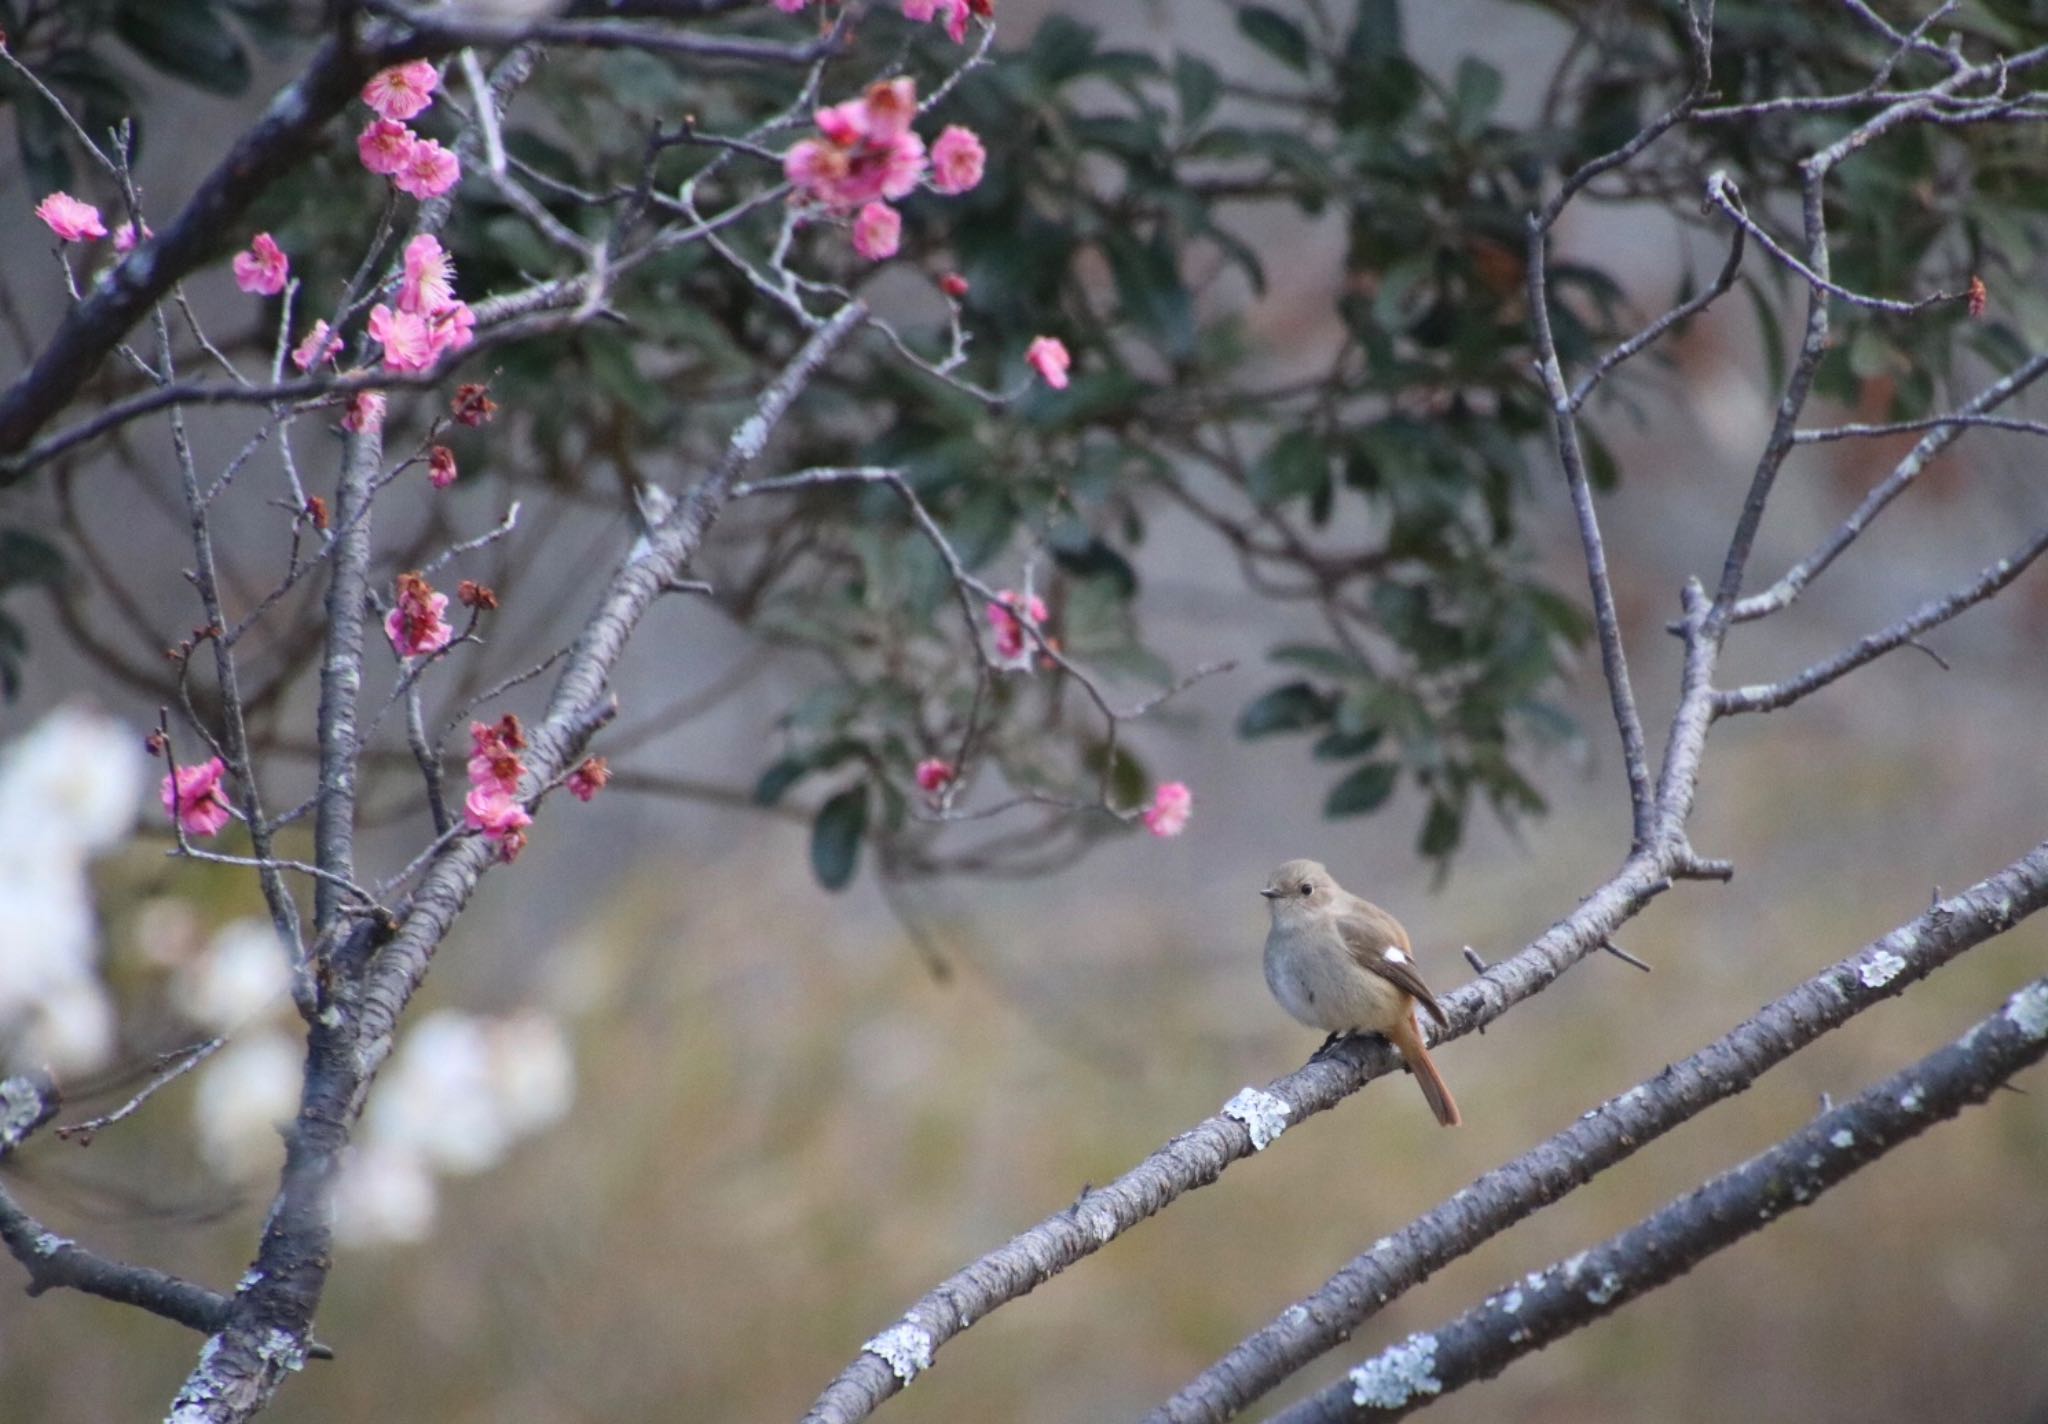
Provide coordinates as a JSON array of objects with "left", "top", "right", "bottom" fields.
[{"left": 1258, "top": 887, "right": 1279, "bottom": 899}]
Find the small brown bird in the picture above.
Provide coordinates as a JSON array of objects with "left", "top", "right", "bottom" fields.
[{"left": 1260, "top": 859, "right": 1462, "bottom": 1127}]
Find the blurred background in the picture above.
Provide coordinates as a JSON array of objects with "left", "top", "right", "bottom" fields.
[{"left": 4, "top": 2, "right": 2048, "bottom": 1422}]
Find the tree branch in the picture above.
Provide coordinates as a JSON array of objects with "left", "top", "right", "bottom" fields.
[
  {"left": 1273, "top": 971, "right": 2048, "bottom": 1422},
  {"left": 1149, "top": 836, "right": 2048, "bottom": 1424},
  {"left": 0, "top": 32, "right": 425, "bottom": 461},
  {"left": 1715, "top": 523, "right": 2048, "bottom": 715},
  {"left": 157, "top": 301, "right": 867, "bottom": 1424}
]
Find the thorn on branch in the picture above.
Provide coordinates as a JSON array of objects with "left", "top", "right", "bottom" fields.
[{"left": 1601, "top": 939, "right": 1654, "bottom": 973}]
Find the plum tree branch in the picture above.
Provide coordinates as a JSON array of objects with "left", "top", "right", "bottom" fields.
[
  {"left": 1274, "top": 970, "right": 2048, "bottom": 1422},
  {"left": 1149, "top": 836, "right": 2048, "bottom": 1424}
]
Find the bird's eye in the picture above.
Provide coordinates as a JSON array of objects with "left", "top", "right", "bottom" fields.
[{"left": 1299, "top": 883, "right": 1312, "bottom": 896}]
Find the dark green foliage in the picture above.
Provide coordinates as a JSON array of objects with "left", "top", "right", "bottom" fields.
[{"left": 9, "top": 1, "right": 2045, "bottom": 883}]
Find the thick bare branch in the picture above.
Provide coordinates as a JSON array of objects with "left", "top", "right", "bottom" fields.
[
  {"left": 1273, "top": 971, "right": 2048, "bottom": 1422},
  {"left": 1150, "top": 837, "right": 2048, "bottom": 1424}
]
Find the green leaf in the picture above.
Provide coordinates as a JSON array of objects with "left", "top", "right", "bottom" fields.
[
  {"left": 1237, "top": 6, "right": 1311, "bottom": 72},
  {"left": 1324, "top": 762, "right": 1398, "bottom": 816},
  {"left": 810, "top": 784, "right": 869, "bottom": 891},
  {"left": 1050, "top": 533, "right": 1138, "bottom": 598},
  {"left": 1238, "top": 681, "right": 1333, "bottom": 737},
  {"left": 1248, "top": 429, "right": 1330, "bottom": 508},
  {"left": 1312, "top": 727, "right": 1384, "bottom": 760},
  {"left": 1418, "top": 795, "right": 1464, "bottom": 857},
  {"left": 1028, "top": 14, "right": 1097, "bottom": 86},
  {"left": 1450, "top": 58, "right": 1503, "bottom": 138},
  {"left": 1344, "top": 0, "right": 1403, "bottom": 65},
  {"left": 1174, "top": 53, "right": 1221, "bottom": 130},
  {"left": 754, "top": 758, "right": 809, "bottom": 807},
  {"left": 113, "top": 0, "right": 251, "bottom": 97},
  {"left": 0, "top": 529, "right": 66, "bottom": 591},
  {"left": 1269, "top": 642, "right": 1357, "bottom": 677},
  {"left": 1104, "top": 228, "right": 1194, "bottom": 358}
]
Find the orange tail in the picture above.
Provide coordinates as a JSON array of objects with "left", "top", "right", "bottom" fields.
[{"left": 1388, "top": 1012, "right": 1461, "bottom": 1127}]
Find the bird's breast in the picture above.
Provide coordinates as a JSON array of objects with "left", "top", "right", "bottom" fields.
[{"left": 1263, "top": 925, "right": 1407, "bottom": 1034}]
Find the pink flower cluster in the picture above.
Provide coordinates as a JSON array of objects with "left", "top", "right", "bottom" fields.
[
  {"left": 567, "top": 757, "right": 610, "bottom": 802},
  {"left": 35, "top": 192, "right": 107, "bottom": 243},
  {"left": 356, "top": 62, "right": 461, "bottom": 201},
  {"left": 292, "top": 319, "right": 342, "bottom": 373},
  {"left": 161, "top": 756, "right": 233, "bottom": 838},
  {"left": 232, "top": 233, "right": 289, "bottom": 296},
  {"left": 466, "top": 715, "right": 532, "bottom": 862},
  {"left": 783, "top": 78, "right": 986, "bottom": 262},
  {"left": 1026, "top": 335, "right": 1070, "bottom": 389},
  {"left": 986, "top": 589, "right": 1048, "bottom": 670},
  {"left": 1141, "top": 781, "right": 1192, "bottom": 838},
  {"left": 915, "top": 757, "right": 955, "bottom": 801},
  {"left": 342, "top": 390, "right": 387, "bottom": 434},
  {"left": 385, "top": 571, "right": 454, "bottom": 659},
  {"left": 366, "top": 235, "right": 474, "bottom": 373},
  {"left": 33, "top": 193, "right": 149, "bottom": 251},
  {"left": 771, "top": 0, "right": 992, "bottom": 43}
]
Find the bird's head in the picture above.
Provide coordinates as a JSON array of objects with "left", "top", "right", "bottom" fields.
[{"left": 1261, "top": 859, "right": 1337, "bottom": 925}]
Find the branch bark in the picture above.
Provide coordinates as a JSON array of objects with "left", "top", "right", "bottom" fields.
[
  {"left": 157, "top": 303, "right": 867, "bottom": 1424},
  {"left": 1273, "top": 970, "right": 2048, "bottom": 1422},
  {"left": 1149, "top": 836, "right": 2048, "bottom": 1424}
]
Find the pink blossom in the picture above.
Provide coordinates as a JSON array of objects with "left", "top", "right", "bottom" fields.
[
  {"left": 986, "top": 589, "right": 1048, "bottom": 668},
  {"left": 464, "top": 785, "right": 532, "bottom": 861},
  {"left": 771, "top": 0, "right": 808, "bottom": 10},
  {"left": 424, "top": 300, "right": 475, "bottom": 359},
  {"left": 906, "top": 0, "right": 970, "bottom": 40},
  {"left": 915, "top": 758, "right": 955, "bottom": 798},
  {"left": 784, "top": 80, "right": 928, "bottom": 212},
  {"left": 851, "top": 201, "right": 901, "bottom": 261},
  {"left": 362, "top": 61, "right": 439, "bottom": 123},
  {"left": 567, "top": 757, "right": 610, "bottom": 802},
  {"left": 467, "top": 720, "right": 525, "bottom": 796},
  {"left": 112, "top": 219, "right": 152, "bottom": 254},
  {"left": 1141, "top": 781, "right": 1192, "bottom": 838},
  {"left": 385, "top": 572, "right": 453, "bottom": 658},
  {"left": 428, "top": 445, "right": 458, "bottom": 489},
  {"left": 358, "top": 120, "right": 418, "bottom": 176},
  {"left": 863, "top": 78, "right": 918, "bottom": 142},
  {"left": 231, "top": 233, "right": 289, "bottom": 297},
  {"left": 393, "top": 137, "right": 460, "bottom": 199},
  {"left": 399, "top": 234, "right": 455, "bottom": 314},
  {"left": 291, "top": 320, "right": 342, "bottom": 372},
  {"left": 341, "top": 390, "right": 386, "bottom": 434},
  {"left": 785, "top": 139, "right": 849, "bottom": 195},
  {"left": 930, "top": 125, "right": 985, "bottom": 194},
  {"left": 35, "top": 192, "right": 106, "bottom": 243},
  {"left": 940, "top": 271, "right": 970, "bottom": 299},
  {"left": 368, "top": 303, "right": 434, "bottom": 372},
  {"left": 161, "top": 757, "right": 233, "bottom": 838},
  {"left": 463, "top": 716, "right": 531, "bottom": 859},
  {"left": 1026, "top": 335, "right": 1071, "bottom": 390}
]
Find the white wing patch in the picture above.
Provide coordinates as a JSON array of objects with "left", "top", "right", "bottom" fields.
[{"left": 1384, "top": 946, "right": 1408, "bottom": 964}]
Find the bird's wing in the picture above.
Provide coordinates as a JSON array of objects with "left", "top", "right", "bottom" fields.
[{"left": 1334, "top": 906, "right": 1449, "bottom": 1029}]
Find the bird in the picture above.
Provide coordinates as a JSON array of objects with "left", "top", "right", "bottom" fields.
[{"left": 1259, "top": 858, "right": 1462, "bottom": 1127}]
